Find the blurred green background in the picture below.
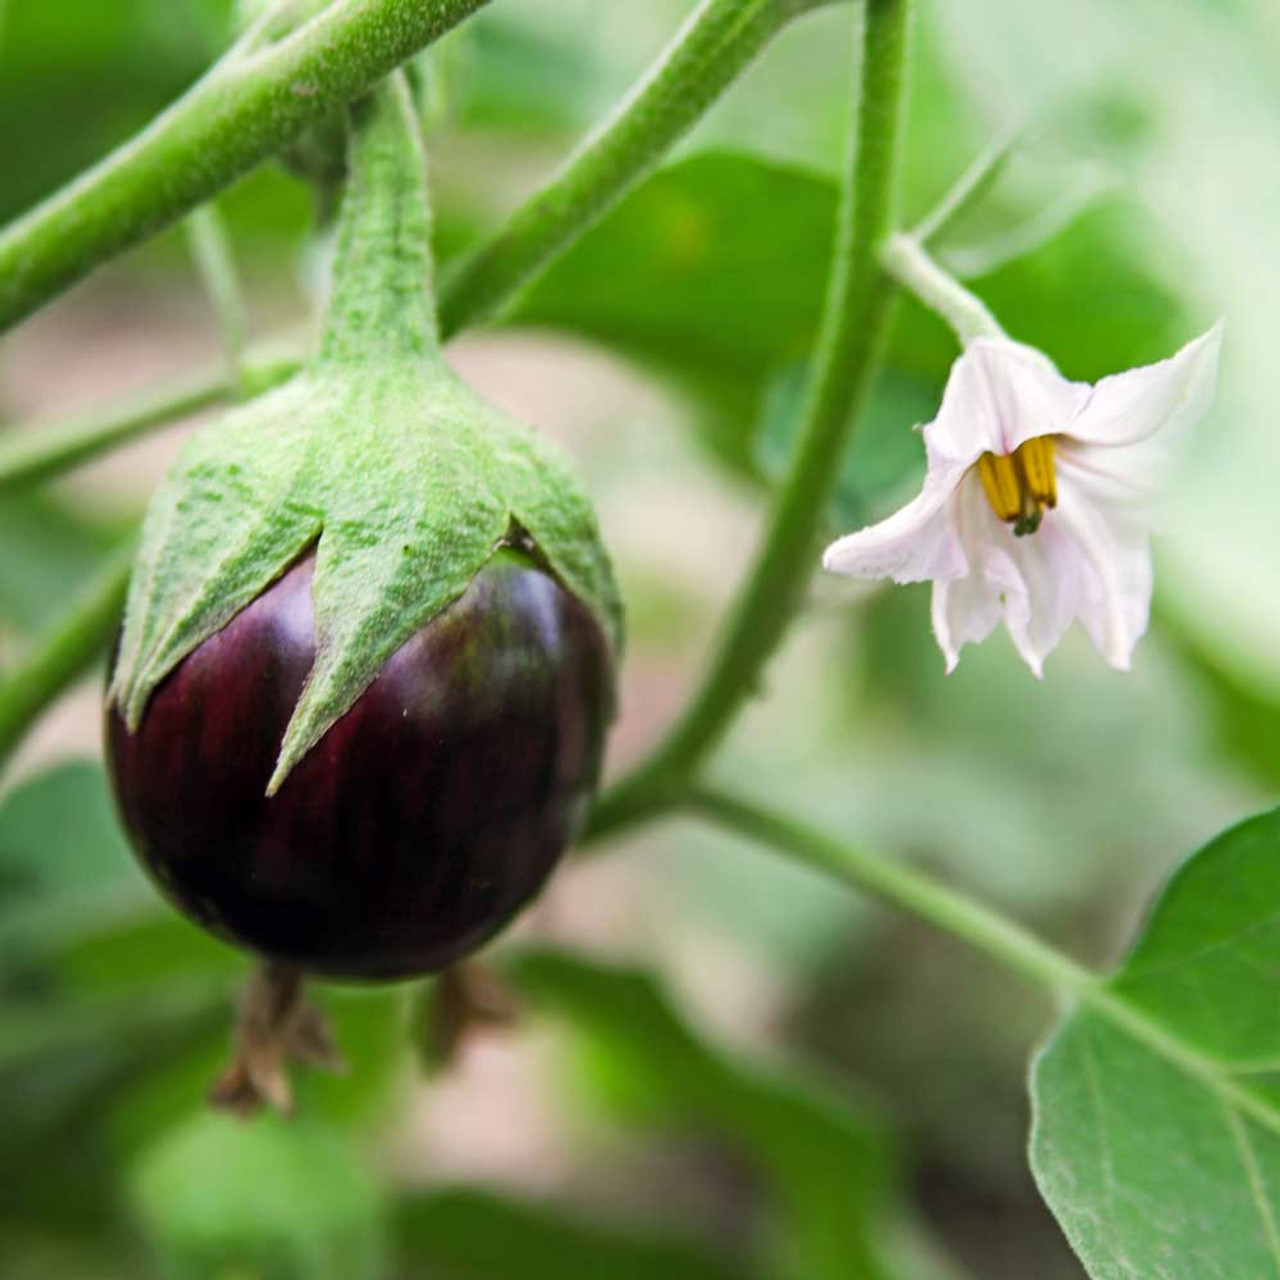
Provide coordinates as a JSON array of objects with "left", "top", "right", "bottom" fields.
[{"left": 1, "top": 1, "right": 1276, "bottom": 1277}]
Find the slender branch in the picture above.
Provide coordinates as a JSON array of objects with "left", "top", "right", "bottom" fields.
[
  {"left": 0, "top": 342, "right": 302, "bottom": 495},
  {"left": 687, "top": 784, "right": 1096, "bottom": 999},
  {"left": 588, "top": 0, "right": 916, "bottom": 842},
  {"left": 689, "top": 784, "right": 1280, "bottom": 1131},
  {"left": 438, "top": 0, "right": 821, "bottom": 337},
  {"left": 910, "top": 127, "right": 1019, "bottom": 245},
  {"left": 185, "top": 204, "right": 250, "bottom": 381},
  {"left": 0, "top": 0, "right": 488, "bottom": 332},
  {"left": 881, "top": 232, "right": 1004, "bottom": 344},
  {"left": 0, "top": 541, "right": 136, "bottom": 768}
]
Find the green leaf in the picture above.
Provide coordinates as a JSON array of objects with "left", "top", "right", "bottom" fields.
[
  {"left": 0, "top": 0, "right": 227, "bottom": 221},
  {"left": 396, "top": 1184, "right": 739, "bottom": 1280},
  {"left": 755, "top": 364, "right": 932, "bottom": 528},
  {"left": 504, "top": 946, "right": 900, "bottom": 1280},
  {"left": 1031, "top": 807, "right": 1280, "bottom": 1278},
  {"left": 128, "top": 1111, "right": 387, "bottom": 1280}
]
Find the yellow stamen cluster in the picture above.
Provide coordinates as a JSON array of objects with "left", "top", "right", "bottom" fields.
[{"left": 977, "top": 436, "right": 1058, "bottom": 537}]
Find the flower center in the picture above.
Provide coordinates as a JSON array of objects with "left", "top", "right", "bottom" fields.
[{"left": 976, "top": 436, "right": 1058, "bottom": 537}]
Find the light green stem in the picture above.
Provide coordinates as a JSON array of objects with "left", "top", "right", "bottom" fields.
[
  {"left": 438, "top": 0, "right": 827, "bottom": 337},
  {"left": 881, "top": 232, "right": 1004, "bottom": 344},
  {"left": 319, "top": 72, "right": 440, "bottom": 366},
  {"left": 689, "top": 785, "right": 1096, "bottom": 999},
  {"left": 588, "top": 0, "right": 915, "bottom": 842},
  {"left": 0, "top": 0, "right": 487, "bottom": 332},
  {"left": 0, "top": 541, "right": 136, "bottom": 768},
  {"left": 185, "top": 203, "right": 249, "bottom": 381},
  {"left": 690, "top": 784, "right": 1280, "bottom": 1134},
  {"left": 0, "top": 343, "right": 301, "bottom": 495}
]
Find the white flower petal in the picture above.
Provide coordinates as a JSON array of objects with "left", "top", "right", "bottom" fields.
[
  {"left": 925, "top": 338, "right": 1090, "bottom": 468},
  {"left": 1051, "top": 461, "right": 1153, "bottom": 669},
  {"left": 1067, "top": 323, "right": 1222, "bottom": 448},
  {"left": 997, "top": 519, "right": 1095, "bottom": 677},
  {"left": 930, "top": 476, "right": 1007, "bottom": 671},
  {"left": 822, "top": 463, "right": 968, "bottom": 583}
]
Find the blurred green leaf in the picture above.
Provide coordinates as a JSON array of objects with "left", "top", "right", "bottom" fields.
[
  {"left": 1031, "top": 806, "right": 1280, "bottom": 1278},
  {"left": 397, "top": 1184, "right": 739, "bottom": 1280},
  {"left": 128, "top": 1111, "right": 387, "bottom": 1280},
  {"left": 1153, "top": 601, "right": 1280, "bottom": 791},
  {"left": 0, "top": 497, "right": 132, "bottom": 635},
  {"left": 755, "top": 363, "right": 932, "bottom": 528},
  {"left": 505, "top": 946, "right": 898, "bottom": 1280},
  {"left": 0, "top": 760, "right": 137, "bottom": 904},
  {"left": 0, "top": 0, "right": 231, "bottom": 219}
]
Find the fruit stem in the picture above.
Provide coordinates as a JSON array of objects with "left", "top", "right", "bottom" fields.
[{"left": 318, "top": 71, "right": 443, "bottom": 369}]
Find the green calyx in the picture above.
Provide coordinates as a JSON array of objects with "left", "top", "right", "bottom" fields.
[{"left": 109, "top": 73, "right": 622, "bottom": 792}]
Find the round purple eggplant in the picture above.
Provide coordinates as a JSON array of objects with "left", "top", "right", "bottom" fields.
[{"left": 105, "top": 549, "right": 611, "bottom": 981}]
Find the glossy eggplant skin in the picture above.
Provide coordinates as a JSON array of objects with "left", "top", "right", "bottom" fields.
[{"left": 105, "top": 550, "right": 611, "bottom": 981}]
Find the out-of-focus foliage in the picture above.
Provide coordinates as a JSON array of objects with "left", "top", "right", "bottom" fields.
[
  {"left": 506, "top": 946, "right": 898, "bottom": 1280},
  {"left": 129, "top": 1113, "right": 388, "bottom": 1280},
  {"left": 396, "top": 1184, "right": 737, "bottom": 1280},
  {"left": 0, "top": 0, "right": 232, "bottom": 222}
]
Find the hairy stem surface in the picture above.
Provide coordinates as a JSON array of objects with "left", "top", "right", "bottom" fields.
[
  {"left": 589, "top": 0, "right": 916, "bottom": 841},
  {"left": 0, "top": 0, "right": 487, "bottom": 331}
]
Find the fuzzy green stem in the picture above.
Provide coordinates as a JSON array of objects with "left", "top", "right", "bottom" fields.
[
  {"left": 319, "top": 72, "right": 440, "bottom": 366},
  {"left": 0, "top": 343, "right": 302, "bottom": 495},
  {"left": 438, "top": 0, "right": 827, "bottom": 337},
  {"left": 185, "top": 204, "right": 249, "bottom": 382},
  {"left": 588, "top": 0, "right": 915, "bottom": 842},
  {"left": 881, "top": 232, "right": 1004, "bottom": 344},
  {"left": 688, "top": 785, "right": 1095, "bottom": 998},
  {"left": 0, "top": 0, "right": 487, "bottom": 333},
  {"left": 0, "top": 541, "right": 135, "bottom": 769}
]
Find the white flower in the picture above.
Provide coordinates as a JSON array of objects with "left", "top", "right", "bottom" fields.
[{"left": 822, "top": 326, "right": 1222, "bottom": 676}]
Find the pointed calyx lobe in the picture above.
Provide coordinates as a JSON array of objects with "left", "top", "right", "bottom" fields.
[{"left": 109, "top": 73, "right": 622, "bottom": 791}]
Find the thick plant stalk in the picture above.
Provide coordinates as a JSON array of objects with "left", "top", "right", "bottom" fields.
[
  {"left": 589, "top": 0, "right": 917, "bottom": 842},
  {"left": 0, "top": 0, "right": 488, "bottom": 332}
]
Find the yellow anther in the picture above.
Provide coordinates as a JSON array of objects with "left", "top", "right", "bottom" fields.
[
  {"left": 977, "top": 435, "right": 1058, "bottom": 537},
  {"left": 977, "top": 451, "right": 1023, "bottom": 523},
  {"left": 1016, "top": 435, "right": 1057, "bottom": 510}
]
